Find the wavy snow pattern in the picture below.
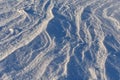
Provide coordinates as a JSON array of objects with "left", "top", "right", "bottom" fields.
[{"left": 0, "top": 0, "right": 120, "bottom": 80}]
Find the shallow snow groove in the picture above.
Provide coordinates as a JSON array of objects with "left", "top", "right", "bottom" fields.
[{"left": 0, "top": 0, "right": 120, "bottom": 80}]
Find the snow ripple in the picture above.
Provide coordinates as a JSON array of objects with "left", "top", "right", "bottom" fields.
[{"left": 0, "top": 0, "right": 120, "bottom": 80}]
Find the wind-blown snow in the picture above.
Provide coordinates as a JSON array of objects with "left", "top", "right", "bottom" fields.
[{"left": 0, "top": 0, "right": 120, "bottom": 80}]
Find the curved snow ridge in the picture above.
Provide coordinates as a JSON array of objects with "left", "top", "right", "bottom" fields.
[
  {"left": 0, "top": 0, "right": 120, "bottom": 80},
  {"left": 0, "top": 0, "right": 54, "bottom": 61}
]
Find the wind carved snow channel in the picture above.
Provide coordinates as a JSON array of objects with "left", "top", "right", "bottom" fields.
[{"left": 0, "top": 0, "right": 120, "bottom": 80}]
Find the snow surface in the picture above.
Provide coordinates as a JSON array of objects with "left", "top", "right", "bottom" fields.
[{"left": 0, "top": 0, "right": 120, "bottom": 80}]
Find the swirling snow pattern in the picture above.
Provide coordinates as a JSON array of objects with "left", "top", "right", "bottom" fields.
[{"left": 0, "top": 0, "right": 120, "bottom": 80}]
